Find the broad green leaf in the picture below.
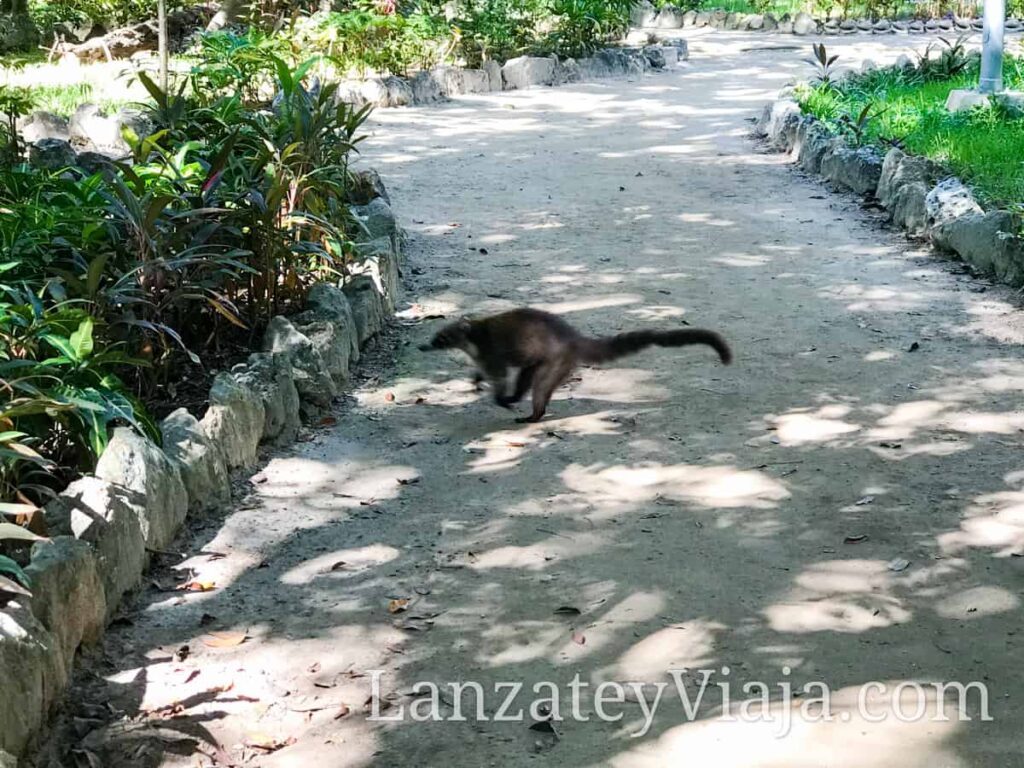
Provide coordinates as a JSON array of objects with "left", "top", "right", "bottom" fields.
[
  {"left": 69, "top": 317, "right": 95, "bottom": 360},
  {"left": 0, "top": 522, "right": 45, "bottom": 542}
]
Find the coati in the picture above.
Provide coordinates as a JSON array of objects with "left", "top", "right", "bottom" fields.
[{"left": 419, "top": 308, "right": 732, "bottom": 423}]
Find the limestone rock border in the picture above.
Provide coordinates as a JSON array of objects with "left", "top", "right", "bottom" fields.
[
  {"left": 755, "top": 99, "right": 1024, "bottom": 286},
  {"left": 0, "top": 172, "right": 405, "bottom": 763},
  {"left": 333, "top": 41, "right": 689, "bottom": 108},
  {"left": 633, "top": 0, "right": 1024, "bottom": 36}
]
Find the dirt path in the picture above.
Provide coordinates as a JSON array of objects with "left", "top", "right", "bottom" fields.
[{"left": 39, "top": 32, "right": 1024, "bottom": 768}]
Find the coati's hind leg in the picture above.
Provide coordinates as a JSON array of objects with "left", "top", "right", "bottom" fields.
[
  {"left": 509, "top": 364, "right": 538, "bottom": 404},
  {"left": 516, "top": 360, "right": 573, "bottom": 423}
]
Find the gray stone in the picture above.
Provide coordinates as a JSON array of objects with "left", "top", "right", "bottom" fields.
[
  {"left": 709, "top": 9, "right": 728, "bottom": 28},
  {"left": 240, "top": 352, "right": 301, "bottom": 445},
  {"left": 910, "top": 19, "right": 925, "bottom": 32},
  {"left": 877, "top": 148, "right": 940, "bottom": 212},
  {"left": 262, "top": 316, "right": 337, "bottom": 408},
  {"left": 757, "top": 99, "right": 801, "bottom": 150},
  {"left": 442, "top": 67, "right": 491, "bottom": 96},
  {"left": 25, "top": 537, "right": 105, "bottom": 675},
  {"left": 69, "top": 103, "right": 128, "bottom": 157},
  {"left": 682, "top": 9, "right": 698, "bottom": 26},
  {"left": 20, "top": 111, "right": 69, "bottom": 144},
  {"left": 409, "top": 70, "right": 445, "bottom": 104},
  {"left": 291, "top": 320, "right": 350, "bottom": 385},
  {"left": 793, "top": 11, "right": 817, "bottom": 34},
  {"left": 0, "top": 749, "right": 17, "bottom": 767},
  {"left": 28, "top": 138, "right": 76, "bottom": 171},
  {"left": 662, "top": 37, "right": 688, "bottom": 61},
  {"left": 778, "top": 18, "right": 794, "bottom": 33},
  {"left": 631, "top": 0, "right": 657, "bottom": 26},
  {"left": 351, "top": 198, "right": 399, "bottom": 247},
  {"left": 553, "top": 57, "right": 583, "bottom": 85},
  {"left": 306, "top": 283, "right": 361, "bottom": 366},
  {"left": 694, "top": 11, "right": 711, "bottom": 26},
  {"left": 354, "top": 236, "right": 402, "bottom": 313},
  {"left": 344, "top": 275, "right": 386, "bottom": 346},
  {"left": 746, "top": 13, "right": 765, "bottom": 29},
  {"left": 856, "top": 18, "right": 873, "bottom": 30},
  {"left": 924, "top": 19, "right": 939, "bottom": 31},
  {"left": 0, "top": 601, "right": 63, "bottom": 756},
  {"left": 891, "top": 181, "right": 931, "bottom": 234},
  {"left": 797, "top": 122, "right": 840, "bottom": 174},
  {"left": 926, "top": 178, "right": 983, "bottom": 229},
  {"left": 43, "top": 477, "right": 145, "bottom": 618},
  {"left": 349, "top": 167, "right": 390, "bottom": 206},
  {"left": 873, "top": 19, "right": 892, "bottom": 32},
  {"left": 94, "top": 428, "right": 187, "bottom": 550},
  {"left": 937, "top": 17, "right": 953, "bottom": 29},
  {"left": 763, "top": 13, "right": 778, "bottom": 30},
  {"left": 643, "top": 45, "right": 666, "bottom": 69},
  {"left": 933, "top": 210, "right": 1024, "bottom": 283},
  {"left": 724, "top": 11, "right": 744, "bottom": 29},
  {"left": 201, "top": 372, "right": 266, "bottom": 467},
  {"left": 483, "top": 60, "right": 502, "bottom": 91},
  {"left": 502, "top": 56, "right": 556, "bottom": 90},
  {"left": 820, "top": 145, "right": 884, "bottom": 195},
  {"left": 161, "top": 408, "right": 230, "bottom": 513},
  {"left": 654, "top": 5, "right": 686, "bottom": 28},
  {"left": 382, "top": 76, "right": 414, "bottom": 107}
]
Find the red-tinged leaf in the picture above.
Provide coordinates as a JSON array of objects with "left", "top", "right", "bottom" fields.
[
  {"left": 334, "top": 704, "right": 351, "bottom": 719},
  {"left": 320, "top": 416, "right": 337, "bottom": 426},
  {"left": 571, "top": 631, "right": 586, "bottom": 645},
  {"left": 384, "top": 392, "right": 395, "bottom": 402}
]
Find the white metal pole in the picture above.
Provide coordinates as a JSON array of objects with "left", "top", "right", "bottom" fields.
[{"left": 979, "top": 0, "right": 1005, "bottom": 93}]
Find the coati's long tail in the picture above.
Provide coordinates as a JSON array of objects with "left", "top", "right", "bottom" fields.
[{"left": 576, "top": 329, "right": 732, "bottom": 365}]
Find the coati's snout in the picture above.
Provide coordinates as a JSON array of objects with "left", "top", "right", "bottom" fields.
[{"left": 419, "top": 318, "right": 472, "bottom": 352}]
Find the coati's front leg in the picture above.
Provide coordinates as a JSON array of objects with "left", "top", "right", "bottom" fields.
[
  {"left": 509, "top": 364, "right": 538, "bottom": 404},
  {"left": 516, "top": 360, "right": 574, "bottom": 423},
  {"left": 479, "top": 362, "right": 513, "bottom": 409},
  {"left": 471, "top": 370, "right": 486, "bottom": 391}
]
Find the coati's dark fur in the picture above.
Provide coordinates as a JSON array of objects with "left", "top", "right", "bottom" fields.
[{"left": 420, "top": 308, "right": 732, "bottom": 423}]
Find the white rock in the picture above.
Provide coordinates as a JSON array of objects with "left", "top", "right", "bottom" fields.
[
  {"left": 94, "top": 428, "right": 188, "bottom": 550},
  {"left": 44, "top": 477, "right": 146, "bottom": 618},
  {"left": 161, "top": 408, "right": 231, "bottom": 512},
  {"left": 201, "top": 372, "right": 266, "bottom": 467}
]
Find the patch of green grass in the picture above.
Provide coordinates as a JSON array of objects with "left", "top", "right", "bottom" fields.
[
  {"left": 21, "top": 83, "right": 130, "bottom": 117},
  {"left": 797, "top": 57, "right": 1024, "bottom": 209}
]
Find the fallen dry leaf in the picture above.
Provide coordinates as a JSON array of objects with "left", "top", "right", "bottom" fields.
[
  {"left": 571, "top": 631, "right": 586, "bottom": 646},
  {"left": 553, "top": 606, "right": 581, "bottom": 616},
  {"left": 245, "top": 733, "right": 296, "bottom": 753},
  {"left": 320, "top": 416, "right": 337, "bottom": 426},
  {"left": 506, "top": 440, "right": 527, "bottom": 448},
  {"left": 384, "top": 392, "right": 395, "bottom": 402},
  {"left": 388, "top": 598, "right": 410, "bottom": 614},
  {"left": 202, "top": 631, "right": 248, "bottom": 648},
  {"left": 334, "top": 704, "right": 351, "bottom": 720},
  {"left": 177, "top": 580, "right": 216, "bottom": 593}
]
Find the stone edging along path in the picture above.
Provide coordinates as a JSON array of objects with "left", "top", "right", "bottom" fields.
[
  {"left": 755, "top": 99, "right": 1024, "bottom": 287},
  {"left": 0, "top": 179, "right": 402, "bottom": 765},
  {"left": 335, "top": 40, "right": 690, "bottom": 108},
  {"left": 631, "top": 0, "right": 1024, "bottom": 36}
]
